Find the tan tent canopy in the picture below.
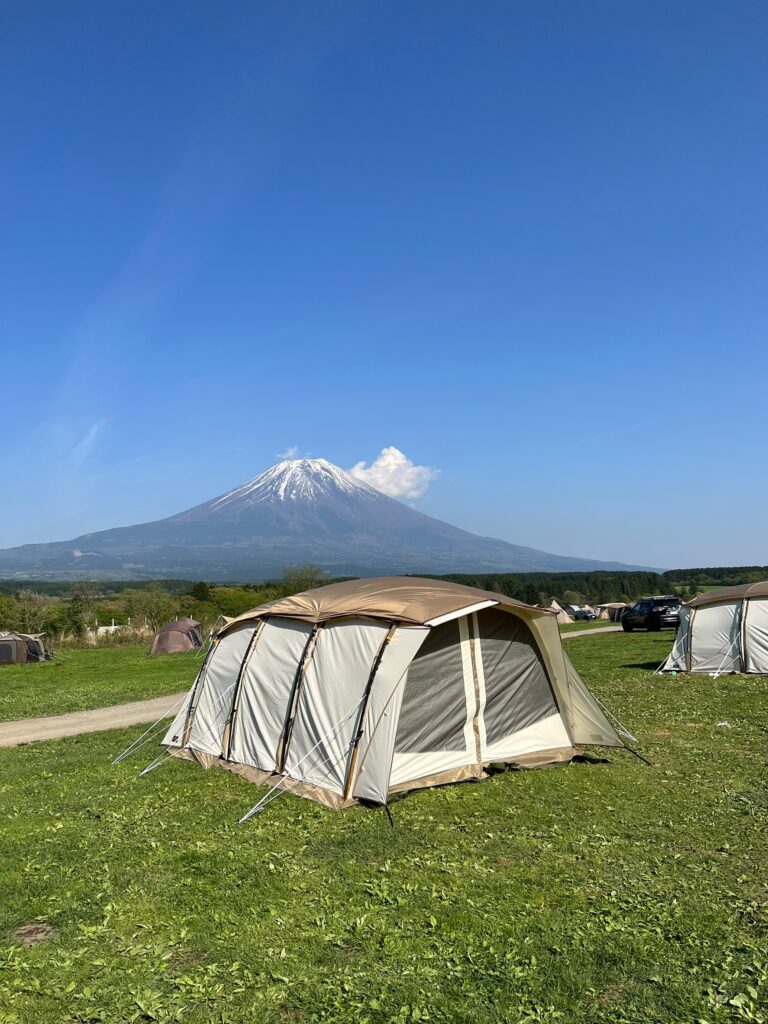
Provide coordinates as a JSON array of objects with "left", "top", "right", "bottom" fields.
[
  {"left": 686, "top": 581, "right": 768, "bottom": 608},
  {"left": 223, "top": 577, "right": 535, "bottom": 629},
  {"left": 663, "top": 581, "right": 768, "bottom": 675},
  {"left": 161, "top": 578, "right": 628, "bottom": 812},
  {"left": 151, "top": 618, "right": 203, "bottom": 655}
]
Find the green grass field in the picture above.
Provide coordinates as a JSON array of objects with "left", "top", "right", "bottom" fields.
[
  {"left": 0, "top": 633, "right": 766, "bottom": 1023},
  {"left": 0, "top": 646, "right": 200, "bottom": 721}
]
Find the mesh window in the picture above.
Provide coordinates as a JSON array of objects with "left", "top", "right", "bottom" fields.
[
  {"left": 477, "top": 608, "right": 558, "bottom": 745},
  {"left": 394, "top": 620, "right": 468, "bottom": 753},
  {"left": 0, "top": 642, "right": 16, "bottom": 664}
]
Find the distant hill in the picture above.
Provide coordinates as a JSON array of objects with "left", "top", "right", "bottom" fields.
[{"left": 0, "top": 458, "right": 653, "bottom": 580}]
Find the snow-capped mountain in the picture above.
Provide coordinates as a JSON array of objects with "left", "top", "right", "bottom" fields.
[
  {"left": 172, "top": 459, "right": 382, "bottom": 518},
  {"left": 0, "top": 458, "right": 648, "bottom": 580}
]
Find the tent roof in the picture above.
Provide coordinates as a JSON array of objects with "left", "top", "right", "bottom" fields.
[
  {"left": 687, "top": 581, "right": 768, "bottom": 608},
  {"left": 222, "top": 577, "right": 548, "bottom": 631},
  {"left": 157, "top": 617, "right": 201, "bottom": 634}
]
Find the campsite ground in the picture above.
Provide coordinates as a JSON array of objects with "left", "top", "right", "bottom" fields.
[
  {"left": 0, "top": 646, "right": 200, "bottom": 721},
  {"left": 0, "top": 633, "right": 766, "bottom": 1023}
]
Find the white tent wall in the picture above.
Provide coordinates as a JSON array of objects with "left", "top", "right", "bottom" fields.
[
  {"left": 162, "top": 628, "right": 254, "bottom": 753},
  {"left": 663, "top": 606, "right": 691, "bottom": 672},
  {"left": 284, "top": 619, "right": 392, "bottom": 794},
  {"left": 187, "top": 623, "right": 257, "bottom": 757},
  {"left": 350, "top": 625, "right": 429, "bottom": 803},
  {"left": 744, "top": 597, "right": 768, "bottom": 673},
  {"left": 690, "top": 601, "right": 741, "bottom": 673},
  {"left": 229, "top": 617, "right": 315, "bottom": 771}
]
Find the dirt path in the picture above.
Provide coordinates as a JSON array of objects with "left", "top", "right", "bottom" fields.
[
  {"left": 561, "top": 625, "right": 622, "bottom": 639},
  {"left": 0, "top": 692, "right": 188, "bottom": 749}
]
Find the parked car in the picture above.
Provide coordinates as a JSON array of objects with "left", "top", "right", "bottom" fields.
[
  {"left": 564, "top": 605, "right": 596, "bottom": 620},
  {"left": 621, "top": 596, "right": 681, "bottom": 632},
  {"left": 572, "top": 608, "right": 596, "bottom": 621}
]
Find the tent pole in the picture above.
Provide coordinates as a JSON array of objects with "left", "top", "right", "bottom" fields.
[
  {"left": 223, "top": 620, "right": 265, "bottom": 760},
  {"left": 342, "top": 623, "right": 397, "bottom": 801},
  {"left": 276, "top": 624, "right": 321, "bottom": 773}
]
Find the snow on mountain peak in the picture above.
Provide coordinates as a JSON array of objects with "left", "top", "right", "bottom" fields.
[{"left": 204, "top": 458, "right": 382, "bottom": 513}]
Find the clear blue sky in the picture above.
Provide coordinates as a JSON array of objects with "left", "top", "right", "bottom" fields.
[{"left": 1, "top": 1, "right": 766, "bottom": 569}]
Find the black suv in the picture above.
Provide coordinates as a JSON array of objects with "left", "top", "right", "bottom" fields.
[{"left": 622, "top": 596, "right": 681, "bottom": 632}]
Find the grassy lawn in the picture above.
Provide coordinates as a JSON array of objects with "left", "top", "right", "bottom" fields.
[
  {"left": 0, "top": 633, "right": 765, "bottom": 1023},
  {"left": 0, "top": 646, "right": 200, "bottom": 721}
]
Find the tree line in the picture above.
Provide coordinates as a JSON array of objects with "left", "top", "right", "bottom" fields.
[
  {"left": 2, "top": 563, "right": 765, "bottom": 645},
  {"left": 0, "top": 565, "right": 328, "bottom": 645}
]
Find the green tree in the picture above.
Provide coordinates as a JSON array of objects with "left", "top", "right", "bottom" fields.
[
  {"left": 282, "top": 564, "right": 328, "bottom": 595},
  {"left": 189, "top": 581, "right": 212, "bottom": 602},
  {"left": 124, "top": 583, "right": 176, "bottom": 633},
  {"left": 12, "top": 590, "right": 51, "bottom": 634},
  {"left": 66, "top": 582, "right": 99, "bottom": 638}
]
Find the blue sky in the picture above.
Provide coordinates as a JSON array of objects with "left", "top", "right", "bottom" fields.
[{"left": 1, "top": 1, "right": 766, "bottom": 569}]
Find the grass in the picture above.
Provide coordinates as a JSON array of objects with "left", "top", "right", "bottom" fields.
[
  {"left": 0, "top": 632, "right": 766, "bottom": 1023},
  {"left": 0, "top": 646, "right": 200, "bottom": 721}
]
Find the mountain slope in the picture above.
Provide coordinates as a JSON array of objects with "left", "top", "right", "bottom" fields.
[{"left": 0, "top": 458, "right": 650, "bottom": 579}]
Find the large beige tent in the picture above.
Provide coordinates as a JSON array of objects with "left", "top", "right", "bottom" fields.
[
  {"left": 160, "top": 578, "right": 627, "bottom": 811},
  {"left": 663, "top": 582, "right": 768, "bottom": 675}
]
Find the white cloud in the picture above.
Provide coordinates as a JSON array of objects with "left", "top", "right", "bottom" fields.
[
  {"left": 277, "top": 445, "right": 300, "bottom": 459},
  {"left": 69, "top": 419, "right": 108, "bottom": 466},
  {"left": 349, "top": 447, "right": 439, "bottom": 499}
]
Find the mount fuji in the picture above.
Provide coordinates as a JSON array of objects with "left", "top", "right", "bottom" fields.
[{"left": 0, "top": 458, "right": 647, "bottom": 580}]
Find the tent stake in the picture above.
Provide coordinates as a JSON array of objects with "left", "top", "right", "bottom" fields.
[{"left": 384, "top": 804, "right": 395, "bottom": 828}]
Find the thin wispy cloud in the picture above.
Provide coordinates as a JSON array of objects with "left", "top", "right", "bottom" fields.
[
  {"left": 349, "top": 447, "right": 439, "bottom": 499},
  {"left": 277, "top": 445, "right": 300, "bottom": 459},
  {"left": 69, "top": 419, "right": 108, "bottom": 467}
]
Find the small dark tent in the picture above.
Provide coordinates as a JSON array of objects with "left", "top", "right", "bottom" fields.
[
  {"left": 0, "top": 633, "right": 51, "bottom": 665},
  {"left": 151, "top": 618, "right": 203, "bottom": 655}
]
